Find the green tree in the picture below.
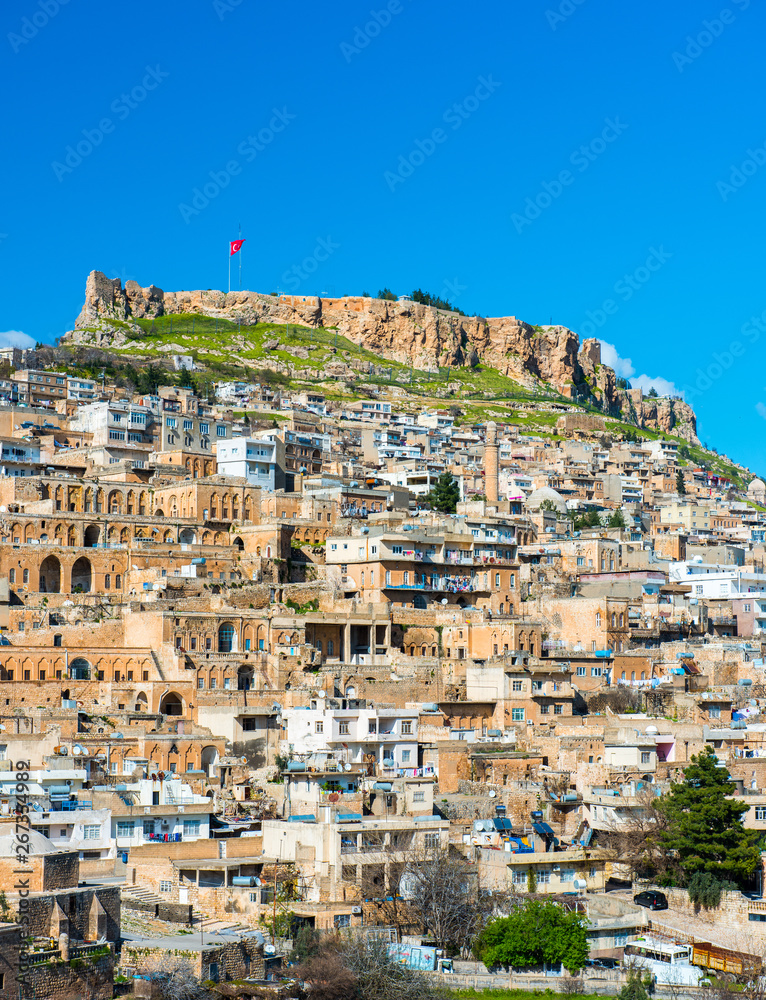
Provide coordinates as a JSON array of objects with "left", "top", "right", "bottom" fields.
[
  {"left": 676, "top": 469, "right": 686, "bottom": 495},
  {"left": 658, "top": 746, "right": 762, "bottom": 886},
  {"left": 647, "top": 387, "right": 658, "bottom": 398},
  {"left": 608, "top": 509, "right": 626, "bottom": 528},
  {"left": 619, "top": 969, "right": 653, "bottom": 1000},
  {"left": 377, "top": 287, "right": 397, "bottom": 301},
  {"left": 474, "top": 900, "right": 589, "bottom": 974},
  {"left": 427, "top": 472, "right": 460, "bottom": 514},
  {"left": 526, "top": 869, "right": 537, "bottom": 894}
]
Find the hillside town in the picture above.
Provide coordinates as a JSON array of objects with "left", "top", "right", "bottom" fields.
[{"left": 0, "top": 287, "right": 765, "bottom": 999}]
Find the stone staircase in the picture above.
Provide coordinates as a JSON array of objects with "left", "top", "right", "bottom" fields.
[
  {"left": 121, "top": 883, "right": 164, "bottom": 909},
  {"left": 196, "top": 916, "right": 257, "bottom": 936}
]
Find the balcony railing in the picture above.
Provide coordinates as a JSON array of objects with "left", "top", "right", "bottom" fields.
[{"left": 384, "top": 578, "right": 475, "bottom": 593}]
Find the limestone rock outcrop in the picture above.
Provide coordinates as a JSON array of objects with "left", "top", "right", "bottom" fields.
[{"left": 68, "top": 271, "right": 699, "bottom": 442}]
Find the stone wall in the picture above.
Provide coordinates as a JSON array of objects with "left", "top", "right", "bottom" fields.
[{"left": 22, "top": 947, "right": 114, "bottom": 1000}]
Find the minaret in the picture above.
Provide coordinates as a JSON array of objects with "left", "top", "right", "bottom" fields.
[{"left": 485, "top": 421, "right": 499, "bottom": 503}]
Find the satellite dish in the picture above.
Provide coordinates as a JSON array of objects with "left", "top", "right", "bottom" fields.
[
  {"left": 344, "top": 763, "right": 352, "bottom": 772},
  {"left": 72, "top": 747, "right": 81, "bottom": 756},
  {"left": 441, "top": 598, "right": 448, "bottom": 605},
  {"left": 264, "top": 945, "right": 276, "bottom": 956},
  {"left": 489, "top": 790, "right": 497, "bottom": 798},
  {"left": 241, "top": 756, "right": 248, "bottom": 764},
  {"left": 317, "top": 690, "right": 326, "bottom": 699}
]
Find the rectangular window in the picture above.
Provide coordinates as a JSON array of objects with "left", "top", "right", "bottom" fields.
[
  {"left": 200, "top": 422, "right": 209, "bottom": 434},
  {"left": 413, "top": 791, "right": 425, "bottom": 802},
  {"left": 216, "top": 425, "right": 227, "bottom": 437},
  {"left": 424, "top": 833, "right": 440, "bottom": 851},
  {"left": 401, "top": 721, "right": 412, "bottom": 735},
  {"left": 554, "top": 704, "right": 563, "bottom": 715},
  {"left": 166, "top": 417, "right": 177, "bottom": 428},
  {"left": 537, "top": 870, "right": 550, "bottom": 884},
  {"left": 339, "top": 721, "right": 349, "bottom": 736},
  {"left": 183, "top": 820, "right": 201, "bottom": 837},
  {"left": 183, "top": 419, "right": 193, "bottom": 430},
  {"left": 83, "top": 825, "right": 101, "bottom": 840},
  {"left": 392, "top": 545, "right": 402, "bottom": 554},
  {"left": 641, "top": 751, "right": 651, "bottom": 764},
  {"left": 560, "top": 869, "right": 575, "bottom": 883},
  {"left": 159, "top": 880, "right": 173, "bottom": 893},
  {"left": 512, "top": 680, "right": 523, "bottom": 692},
  {"left": 540, "top": 704, "right": 550, "bottom": 714},
  {"left": 401, "top": 750, "right": 411, "bottom": 762},
  {"left": 756, "top": 807, "right": 766, "bottom": 821},
  {"left": 117, "top": 822, "right": 134, "bottom": 837},
  {"left": 511, "top": 708, "right": 525, "bottom": 722},
  {"left": 315, "top": 721, "right": 323, "bottom": 734},
  {"left": 576, "top": 666, "right": 586, "bottom": 676}
]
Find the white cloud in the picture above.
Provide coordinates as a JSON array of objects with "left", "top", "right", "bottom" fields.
[
  {"left": 0, "top": 330, "right": 35, "bottom": 349},
  {"left": 598, "top": 340, "right": 635, "bottom": 378},
  {"left": 756, "top": 402, "right": 766, "bottom": 421},
  {"left": 631, "top": 373, "right": 682, "bottom": 398}
]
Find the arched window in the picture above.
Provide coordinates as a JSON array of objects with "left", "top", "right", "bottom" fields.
[
  {"left": 218, "top": 623, "right": 235, "bottom": 653},
  {"left": 611, "top": 613, "right": 616, "bottom": 627},
  {"left": 595, "top": 612, "right": 601, "bottom": 627},
  {"left": 327, "top": 639, "right": 334, "bottom": 656},
  {"left": 70, "top": 657, "right": 91, "bottom": 680}
]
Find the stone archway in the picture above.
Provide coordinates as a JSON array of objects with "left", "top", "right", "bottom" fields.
[
  {"left": 71, "top": 557, "right": 92, "bottom": 593},
  {"left": 84, "top": 524, "right": 100, "bottom": 548},
  {"left": 159, "top": 691, "right": 184, "bottom": 717},
  {"left": 39, "top": 555, "right": 61, "bottom": 594}
]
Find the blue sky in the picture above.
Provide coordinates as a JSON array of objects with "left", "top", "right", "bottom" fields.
[{"left": 1, "top": 0, "right": 764, "bottom": 470}]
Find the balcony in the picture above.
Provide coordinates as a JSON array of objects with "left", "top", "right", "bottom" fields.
[{"left": 384, "top": 578, "right": 475, "bottom": 593}]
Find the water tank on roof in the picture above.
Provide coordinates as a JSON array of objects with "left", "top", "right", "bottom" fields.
[
  {"left": 286, "top": 761, "right": 305, "bottom": 772},
  {"left": 421, "top": 703, "right": 439, "bottom": 713},
  {"left": 739, "top": 678, "right": 753, "bottom": 686},
  {"left": 646, "top": 725, "right": 658, "bottom": 735}
]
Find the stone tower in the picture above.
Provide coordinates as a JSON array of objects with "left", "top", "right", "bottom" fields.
[{"left": 485, "top": 421, "right": 499, "bottom": 503}]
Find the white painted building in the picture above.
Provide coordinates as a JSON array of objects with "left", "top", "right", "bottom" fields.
[
  {"left": 215, "top": 436, "right": 282, "bottom": 490},
  {"left": 281, "top": 704, "right": 420, "bottom": 771}
]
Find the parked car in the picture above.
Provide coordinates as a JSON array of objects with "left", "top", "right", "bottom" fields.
[{"left": 633, "top": 890, "right": 668, "bottom": 910}]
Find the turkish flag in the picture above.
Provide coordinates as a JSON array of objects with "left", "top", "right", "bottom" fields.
[{"left": 230, "top": 239, "right": 246, "bottom": 256}]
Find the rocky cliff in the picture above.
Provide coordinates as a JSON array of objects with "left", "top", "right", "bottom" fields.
[{"left": 70, "top": 270, "right": 699, "bottom": 442}]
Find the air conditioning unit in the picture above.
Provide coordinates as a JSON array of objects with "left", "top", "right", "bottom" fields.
[{"left": 351, "top": 906, "right": 362, "bottom": 915}]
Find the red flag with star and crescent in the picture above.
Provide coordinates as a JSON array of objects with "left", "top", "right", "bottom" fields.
[{"left": 230, "top": 239, "right": 246, "bottom": 256}]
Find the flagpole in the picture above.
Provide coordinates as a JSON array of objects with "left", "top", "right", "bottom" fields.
[
  {"left": 238, "top": 223, "right": 242, "bottom": 291},
  {"left": 228, "top": 244, "right": 231, "bottom": 294}
]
